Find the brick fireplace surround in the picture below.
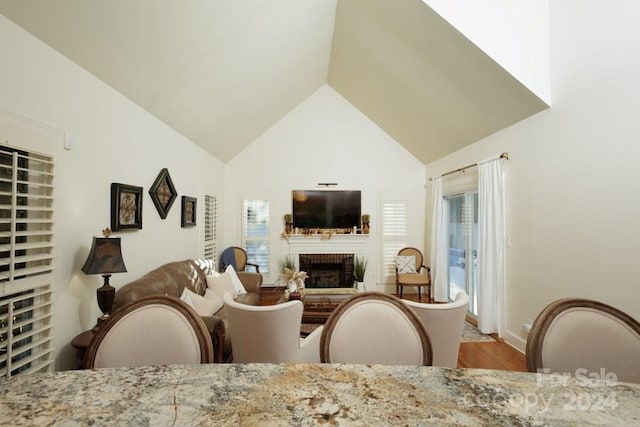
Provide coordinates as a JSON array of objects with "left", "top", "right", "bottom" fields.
[{"left": 299, "top": 253, "right": 354, "bottom": 288}]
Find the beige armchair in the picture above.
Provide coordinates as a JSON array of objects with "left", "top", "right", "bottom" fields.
[
  {"left": 404, "top": 291, "right": 469, "bottom": 367},
  {"left": 223, "top": 293, "right": 322, "bottom": 363},
  {"left": 320, "top": 292, "right": 432, "bottom": 365},
  {"left": 85, "top": 295, "right": 214, "bottom": 368},
  {"left": 526, "top": 298, "right": 640, "bottom": 384}
]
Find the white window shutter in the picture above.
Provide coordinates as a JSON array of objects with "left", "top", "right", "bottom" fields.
[
  {"left": 242, "top": 199, "right": 270, "bottom": 275},
  {"left": 0, "top": 147, "right": 55, "bottom": 378},
  {"left": 203, "top": 195, "right": 217, "bottom": 261},
  {"left": 380, "top": 199, "right": 408, "bottom": 282}
]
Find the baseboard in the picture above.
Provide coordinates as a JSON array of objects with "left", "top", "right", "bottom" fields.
[{"left": 503, "top": 329, "right": 527, "bottom": 354}]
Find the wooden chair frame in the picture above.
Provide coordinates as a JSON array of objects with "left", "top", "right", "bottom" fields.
[
  {"left": 320, "top": 291, "right": 432, "bottom": 365},
  {"left": 85, "top": 295, "right": 213, "bottom": 368},
  {"left": 526, "top": 297, "right": 640, "bottom": 374}
]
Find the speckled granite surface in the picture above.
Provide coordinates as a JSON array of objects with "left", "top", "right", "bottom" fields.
[{"left": 1, "top": 364, "right": 638, "bottom": 426}]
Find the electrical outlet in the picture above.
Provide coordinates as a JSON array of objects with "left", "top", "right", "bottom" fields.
[{"left": 523, "top": 318, "right": 533, "bottom": 334}]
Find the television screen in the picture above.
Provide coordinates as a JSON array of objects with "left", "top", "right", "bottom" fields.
[{"left": 292, "top": 190, "right": 361, "bottom": 229}]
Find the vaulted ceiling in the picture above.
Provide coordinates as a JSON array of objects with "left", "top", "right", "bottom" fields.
[{"left": 0, "top": 0, "right": 547, "bottom": 164}]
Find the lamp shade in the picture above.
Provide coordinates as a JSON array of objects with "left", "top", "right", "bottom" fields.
[{"left": 81, "top": 237, "right": 127, "bottom": 275}]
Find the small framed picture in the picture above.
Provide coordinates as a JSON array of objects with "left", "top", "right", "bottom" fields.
[
  {"left": 181, "top": 196, "right": 197, "bottom": 227},
  {"left": 149, "top": 168, "right": 177, "bottom": 219},
  {"left": 111, "top": 183, "right": 143, "bottom": 231}
]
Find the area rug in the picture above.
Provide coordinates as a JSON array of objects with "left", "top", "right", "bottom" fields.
[{"left": 460, "top": 321, "right": 495, "bottom": 343}]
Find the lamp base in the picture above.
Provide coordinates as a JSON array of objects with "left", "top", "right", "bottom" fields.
[{"left": 95, "top": 274, "right": 115, "bottom": 329}]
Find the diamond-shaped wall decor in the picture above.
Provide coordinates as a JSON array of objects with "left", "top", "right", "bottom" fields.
[{"left": 149, "top": 168, "right": 177, "bottom": 219}]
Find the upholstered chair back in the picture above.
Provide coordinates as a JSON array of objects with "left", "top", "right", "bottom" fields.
[
  {"left": 320, "top": 292, "right": 432, "bottom": 365},
  {"left": 223, "top": 293, "right": 322, "bottom": 363},
  {"left": 85, "top": 295, "right": 213, "bottom": 368},
  {"left": 526, "top": 298, "right": 640, "bottom": 384},
  {"left": 404, "top": 291, "right": 469, "bottom": 367}
]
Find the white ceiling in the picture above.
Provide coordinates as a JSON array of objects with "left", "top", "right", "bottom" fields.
[{"left": 0, "top": 0, "right": 547, "bottom": 164}]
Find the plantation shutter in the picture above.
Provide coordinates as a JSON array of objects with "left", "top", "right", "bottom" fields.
[
  {"left": 241, "top": 199, "right": 270, "bottom": 275},
  {"left": 0, "top": 146, "right": 55, "bottom": 378},
  {"left": 380, "top": 198, "right": 408, "bottom": 282},
  {"left": 203, "top": 194, "right": 217, "bottom": 261}
]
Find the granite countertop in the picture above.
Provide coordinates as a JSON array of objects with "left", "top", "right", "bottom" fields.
[{"left": 1, "top": 363, "right": 639, "bottom": 426}]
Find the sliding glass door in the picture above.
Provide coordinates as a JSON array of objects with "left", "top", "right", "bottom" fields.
[{"left": 446, "top": 192, "right": 478, "bottom": 317}]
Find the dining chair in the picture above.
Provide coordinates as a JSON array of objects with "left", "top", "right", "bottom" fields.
[
  {"left": 223, "top": 293, "right": 322, "bottom": 363},
  {"left": 404, "top": 291, "right": 469, "bottom": 367},
  {"left": 320, "top": 292, "right": 432, "bottom": 365},
  {"left": 84, "top": 295, "right": 214, "bottom": 368},
  {"left": 395, "top": 247, "right": 431, "bottom": 302},
  {"left": 526, "top": 298, "right": 640, "bottom": 384}
]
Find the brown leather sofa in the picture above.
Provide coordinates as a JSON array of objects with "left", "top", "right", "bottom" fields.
[{"left": 112, "top": 259, "right": 262, "bottom": 363}]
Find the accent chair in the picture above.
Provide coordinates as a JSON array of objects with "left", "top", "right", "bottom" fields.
[
  {"left": 395, "top": 247, "right": 431, "bottom": 302},
  {"left": 223, "top": 293, "right": 322, "bottom": 363},
  {"left": 404, "top": 291, "right": 469, "bottom": 368}
]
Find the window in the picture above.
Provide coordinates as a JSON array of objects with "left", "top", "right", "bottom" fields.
[
  {"left": 442, "top": 170, "right": 478, "bottom": 313},
  {"left": 0, "top": 146, "right": 54, "bottom": 378},
  {"left": 241, "top": 198, "right": 269, "bottom": 275},
  {"left": 202, "top": 194, "right": 217, "bottom": 261},
  {"left": 380, "top": 197, "right": 408, "bottom": 282},
  {"left": 446, "top": 192, "right": 478, "bottom": 315}
]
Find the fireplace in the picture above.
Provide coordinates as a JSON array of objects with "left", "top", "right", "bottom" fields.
[{"left": 299, "top": 253, "right": 354, "bottom": 288}]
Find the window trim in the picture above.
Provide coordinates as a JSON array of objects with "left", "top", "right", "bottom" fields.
[{"left": 0, "top": 109, "right": 58, "bottom": 378}]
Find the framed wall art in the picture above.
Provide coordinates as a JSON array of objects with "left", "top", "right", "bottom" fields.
[
  {"left": 149, "top": 168, "right": 177, "bottom": 219},
  {"left": 181, "top": 196, "right": 197, "bottom": 228},
  {"left": 111, "top": 183, "right": 143, "bottom": 231}
]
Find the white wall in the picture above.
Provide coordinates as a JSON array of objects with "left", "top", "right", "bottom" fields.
[
  {"left": 425, "top": 0, "right": 640, "bottom": 351},
  {"left": 226, "top": 85, "right": 426, "bottom": 287},
  {"left": 425, "top": 0, "right": 550, "bottom": 104},
  {"left": 0, "top": 16, "right": 225, "bottom": 370}
]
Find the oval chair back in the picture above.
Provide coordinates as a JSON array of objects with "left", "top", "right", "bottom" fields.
[
  {"left": 85, "top": 295, "right": 213, "bottom": 368},
  {"left": 320, "top": 292, "right": 432, "bottom": 366}
]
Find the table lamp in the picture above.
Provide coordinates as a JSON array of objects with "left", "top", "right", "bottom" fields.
[{"left": 81, "top": 228, "right": 127, "bottom": 327}]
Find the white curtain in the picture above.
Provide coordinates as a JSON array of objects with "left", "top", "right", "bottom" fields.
[
  {"left": 430, "top": 177, "right": 449, "bottom": 302},
  {"left": 477, "top": 158, "right": 505, "bottom": 336}
]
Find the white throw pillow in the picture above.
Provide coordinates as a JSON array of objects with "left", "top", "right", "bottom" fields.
[
  {"left": 206, "top": 271, "right": 237, "bottom": 299},
  {"left": 396, "top": 255, "right": 416, "bottom": 274},
  {"left": 225, "top": 265, "right": 247, "bottom": 295},
  {"left": 180, "top": 287, "right": 194, "bottom": 307},
  {"left": 180, "top": 287, "right": 220, "bottom": 316},
  {"left": 204, "top": 288, "right": 224, "bottom": 313}
]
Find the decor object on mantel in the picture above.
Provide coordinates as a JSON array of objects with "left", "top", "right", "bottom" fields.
[
  {"left": 362, "top": 214, "right": 370, "bottom": 234},
  {"left": 110, "top": 183, "right": 143, "bottom": 231},
  {"left": 81, "top": 228, "right": 127, "bottom": 329},
  {"left": 281, "top": 228, "right": 361, "bottom": 241},
  {"left": 283, "top": 214, "right": 293, "bottom": 235},
  {"left": 149, "top": 168, "right": 177, "bottom": 219}
]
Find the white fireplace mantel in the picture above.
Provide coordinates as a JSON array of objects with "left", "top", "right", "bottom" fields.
[{"left": 286, "top": 234, "right": 368, "bottom": 256}]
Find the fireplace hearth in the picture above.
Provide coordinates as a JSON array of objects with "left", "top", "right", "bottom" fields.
[{"left": 299, "top": 253, "right": 354, "bottom": 288}]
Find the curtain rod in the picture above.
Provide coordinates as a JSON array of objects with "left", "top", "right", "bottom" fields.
[{"left": 429, "top": 152, "right": 509, "bottom": 181}]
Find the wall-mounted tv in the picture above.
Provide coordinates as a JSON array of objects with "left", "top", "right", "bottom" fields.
[{"left": 292, "top": 190, "right": 361, "bottom": 229}]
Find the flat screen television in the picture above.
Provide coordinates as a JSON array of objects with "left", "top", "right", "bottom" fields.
[{"left": 292, "top": 190, "right": 361, "bottom": 229}]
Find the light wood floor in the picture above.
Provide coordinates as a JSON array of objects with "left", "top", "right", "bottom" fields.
[{"left": 260, "top": 287, "right": 527, "bottom": 372}]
